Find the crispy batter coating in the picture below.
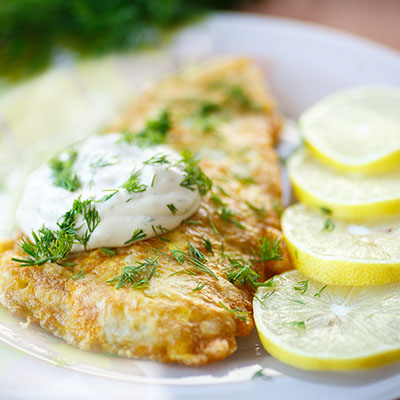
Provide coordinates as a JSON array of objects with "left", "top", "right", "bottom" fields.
[{"left": 0, "top": 58, "right": 291, "bottom": 365}]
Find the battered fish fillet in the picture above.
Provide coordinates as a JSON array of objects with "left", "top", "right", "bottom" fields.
[{"left": 0, "top": 58, "right": 291, "bottom": 365}]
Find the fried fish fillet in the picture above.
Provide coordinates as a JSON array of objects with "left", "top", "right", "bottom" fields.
[{"left": 0, "top": 57, "right": 291, "bottom": 365}]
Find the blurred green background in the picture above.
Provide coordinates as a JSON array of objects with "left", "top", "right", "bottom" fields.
[{"left": 0, "top": 0, "right": 242, "bottom": 81}]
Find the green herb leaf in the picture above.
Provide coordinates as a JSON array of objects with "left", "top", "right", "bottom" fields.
[
  {"left": 257, "top": 235, "right": 283, "bottom": 262},
  {"left": 178, "top": 151, "right": 212, "bottom": 196},
  {"left": 49, "top": 150, "right": 80, "bottom": 192},
  {"left": 314, "top": 285, "right": 327, "bottom": 297},
  {"left": 167, "top": 203, "right": 178, "bottom": 215},
  {"left": 284, "top": 321, "right": 306, "bottom": 329},
  {"left": 125, "top": 228, "right": 146, "bottom": 245},
  {"left": 294, "top": 280, "right": 309, "bottom": 295},
  {"left": 108, "top": 257, "right": 159, "bottom": 289},
  {"left": 219, "top": 207, "right": 245, "bottom": 229},
  {"left": 192, "top": 282, "right": 207, "bottom": 292},
  {"left": 121, "top": 169, "right": 147, "bottom": 193},
  {"left": 218, "top": 301, "right": 250, "bottom": 322},
  {"left": 101, "top": 248, "right": 115, "bottom": 256}
]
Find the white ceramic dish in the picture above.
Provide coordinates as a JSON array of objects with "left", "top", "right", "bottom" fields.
[{"left": 0, "top": 12, "right": 400, "bottom": 400}]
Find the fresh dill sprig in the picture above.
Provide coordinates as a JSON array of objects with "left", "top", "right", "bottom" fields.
[
  {"left": 284, "top": 321, "right": 306, "bottom": 329},
  {"left": 233, "top": 173, "right": 256, "bottom": 185},
  {"left": 219, "top": 207, "right": 245, "bottom": 229},
  {"left": 215, "top": 185, "right": 228, "bottom": 196},
  {"left": 226, "top": 257, "right": 275, "bottom": 289},
  {"left": 192, "top": 282, "right": 207, "bottom": 292},
  {"left": 97, "top": 189, "right": 119, "bottom": 203},
  {"left": 320, "top": 207, "right": 335, "bottom": 231},
  {"left": 257, "top": 235, "right": 284, "bottom": 262},
  {"left": 167, "top": 203, "right": 178, "bottom": 215},
  {"left": 178, "top": 151, "right": 212, "bottom": 196},
  {"left": 201, "top": 236, "right": 214, "bottom": 255},
  {"left": 245, "top": 201, "right": 267, "bottom": 217},
  {"left": 171, "top": 248, "right": 186, "bottom": 264},
  {"left": 207, "top": 214, "right": 219, "bottom": 235},
  {"left": 124, "top": 228, "right": 146, "bottom": 245},
  {"left": 70, "top": 269, "right": 85, "bottom": 280},
  {"left": 187, "top": 243, "right": 217, "bottom": 279},
  {"left": 12, "top": 197, "right": 100, "bottom": 267},
  {"left": 108, "top": 257, "right": 159, "bottom": 289},
  {"left": 143, "top": 154, "right": 171, "bottom": 166},
  {"left": 210, "top": 193, "right": 226, "bottom": 207},
  {"left": 184, "top": 219, "right": 202, "bottom": 225},
  {"left": 294, "top": 280, "right": 309, "bottom": 295},
  {"left": 170, "top": 243, "right": 218, "bottom": 280},
  {"left": 101, "top": 248, "right": 115, "bottom": 256},
  {"left": 121, "top": 168, "right": 147, "bottom": 193},
  {"left": 314, "top": 285, "right": 327, "bottom": 298},
  {"left": 226, "top": 85, "right": 262, "bottom": 112},
  {"left": 271, "top": 200, "right": 283, "bottom": 216},
  {"left": 49, "top": 150, "right": 80, "bottom": 192},
  {"left": 152, "top": 225, "right": 170, "bottom": 242},
  {"left": 119, "top": 111, "right": 171, "bottom": 147},
  {"left": 218, "top": 301, "right": 250, "bottom": 322}
]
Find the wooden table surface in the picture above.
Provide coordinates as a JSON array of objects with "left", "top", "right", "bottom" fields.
[{"left": 241, "top": 0, "right": 400, "bottom": 51}]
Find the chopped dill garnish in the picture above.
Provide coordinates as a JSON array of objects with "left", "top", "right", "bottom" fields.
[
  {"left": 152, "top": 248, "right": 171, "bottom": 261},
  {"left": 233, "top": 173, "right": 256, "bottom": 185},
  {"left": 320, "top": 207, "right": 333, "bottom": 215},
  {"left": 89, "top": 157, "right": 113, "bottom": 169},
  {"left": 245, "top": 201, "right": 267, "bottom": 217},
  {"left": 49, "top": 149, "right": 80, "bottom": 192},
  {"left": 152, "top": 225, "right": 170, "bottom": 242},
  {"left": 101, "top": 248, "right": 115, "bottom": 256},
  {"left": 12, "top": 197, "right": 100, "bottom": 267},
  {"left": 314, "top": 285, "right": 327, "bottom": 298},
  {"left": 151, "top": 174, "right": 156, "bottom": 187},
  {"left": 184, "top": 219, "right": 202, "bottom": 225},
  {"left": 171, "top": 248, "right": 186, "bottom": 264},
  {"left": 218, "top": 302, "right": 250, "bottom": 322},
  {"left": 215, "top": 185, "right": 228, "bottom": 196},
  {"left": 219, "top": 207, "right": 245, "bottom": 229},
  {"left": 171, "top": 243, "right": 218, "bottom": 279},
  {"left": 70, "top": 269, "right": 85, "bottom": 280},
  {"left": 108, "top": 257, "right": 159, "bottom": 289},
  {"left": 320, "top": 207, "right": 335, "bottom": 231},
  {"left": 323, "top": 218, "right": 335, "bottom": 231},
  {"left": 124, "top": 228, "right": 146, "bottom": 244},
  {"left": 290, "top": 299, "right": 306, "bottom": 305},
  {"left": 192, "top": 282, "right": 207, "bottom": 292},
  {"left": 226, "top": 85, "right": 262, "bottom": 112},
  {"left": 226, "top": 257, "right": 275, "bottom": 289},
  {"left": 294, "top": 280, "right": 309, "bottom": 295},
  {"left": 210, "top": 193, "right": 226, "bottom": 207},
  {"left": 272, "top": 200, "right": 283, "bottom": 216},
  {"left": 121, "top": 168, "right": 147, "bottom": 193},
  {"left": 201, "top": 236, "right": 214, "bottom": 255},
  {"left": 207, "top": 214, "right": 219, "bottom": 235},
  {"left": 119, "top": 111, "right": 171, "bottom": 147},
  {"left": 97, "top": 189, "right": 119, "bottom": 203},
  {"left": 167, "top": 203, "right": 178, "bottom": 215},
  {"left": 179, "top": 151, "right": 212, "bottom": 196},
  {"left": 284, "top": 321, "right": 306, "bottom": 329},
  {"left": 143, "top": 154, "right": 170, "bottom": 166},
  {"left": 257, "top": 235, "right": 283, "bottom": 262}
]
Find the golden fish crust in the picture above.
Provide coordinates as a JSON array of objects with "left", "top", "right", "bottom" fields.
[{"left": 0, "top": 57, "right": 291, "bottom": 365}]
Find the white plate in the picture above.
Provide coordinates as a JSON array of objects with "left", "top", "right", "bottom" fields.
[{"left": 1, "top": 12, "right": 400, "bottom": 400}]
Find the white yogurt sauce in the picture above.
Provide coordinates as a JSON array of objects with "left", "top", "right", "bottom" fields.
[{"left": 16, "top": 133, "right": 202, "bottom": 251}]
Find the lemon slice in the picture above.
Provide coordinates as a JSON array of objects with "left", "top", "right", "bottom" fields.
[
  {"left": 299, "top": 86, "right": 400, "bottom": 173},
  {"left": 287, "top": 148, "right": 400, "bottom": 221},
  {"left": 254, "top": 270, "right": 400, "bottom": 371},
  {"left": 281, "top": 203, "right": 400, "bottom": 286}
]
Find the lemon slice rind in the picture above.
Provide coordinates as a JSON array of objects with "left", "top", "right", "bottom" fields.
[
  {"left": 281, "top": 203, "right": 400, "bottom": 286},
  {"left": 254, "top": 270, "right": 400, "bottom": 371},
  {"left": 287, "top": 148, "right": 400, "bottom": 222}
]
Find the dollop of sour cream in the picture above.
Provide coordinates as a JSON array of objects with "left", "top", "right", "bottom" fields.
[{"left": 17, "top": 134, "right": 202, "bottom": 251}]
